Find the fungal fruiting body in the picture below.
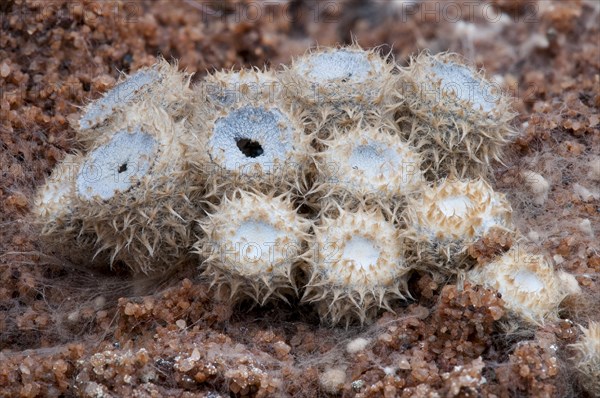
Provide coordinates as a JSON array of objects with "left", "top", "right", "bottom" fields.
[
  {"left": 466, "top": 246, "right": 574, "bottom": 325},
  {"left": 77, "top": 59, "right": 193, "bottom": 149},
  {"left": 196, "top": 190, "right": 311, "bottom": 305},
  {"left": 39, "top": 102, "right": 199, "bottom": 274},
  {"left": 201, "top": 68, "right": 279, "bottom": 108},
  {"left": 33, "top": 154, "right": 108, "bottom": 267},
  {"left": 313, "top": 123, "right": 423, "bottom": 214},
  {"left": 402, "top": 178, "right": 514, "bottom": 276},
  {"left": 303, "top": 208, "right": 410, "bottom": 325},
  {"left": 280, "top": 45, "right": 396, "bottom": 134},
  {"left": 189, "top": 97, "right": 311, "bottom": 198},
  {"left": 396, "top": 52, "right": 517, "bottom": 179},
  {"left": 34, "top": 154, "right": 78, "bottom": 222},
  {"left": 33, "top": 51, "right": 546, "bottom": 329},
  {"left": 570, "top": 322, "right": 600, "bottom": 397}
]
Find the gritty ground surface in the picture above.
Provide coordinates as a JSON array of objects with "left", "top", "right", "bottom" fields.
[{"left": 1, "top": 0, "right": 599, "bottom": 397}]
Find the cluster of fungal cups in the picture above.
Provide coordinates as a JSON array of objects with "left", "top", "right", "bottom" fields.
[{"left": 35, "top": 47, "right": 581, "bottom": 331}]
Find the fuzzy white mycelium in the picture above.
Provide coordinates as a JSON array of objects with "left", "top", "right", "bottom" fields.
[{"left": 34, "top": 45, "right": 579, "bottom": 326}]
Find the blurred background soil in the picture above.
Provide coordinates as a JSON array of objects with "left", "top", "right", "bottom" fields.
[{"left": 0, "top": 0, "right": 599, "bottom": 396}]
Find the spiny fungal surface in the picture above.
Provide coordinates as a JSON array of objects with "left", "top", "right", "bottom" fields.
[
  {"left": 314, "top": 122, "right": 424, "bottom": 211},
  {"left": 189, "top": 97, "right": 311, "bottom": 197},
  {"left": 202, "top": 68, "right": 279, "bottom": 107},
  {"left": 303, "top": 207, "right": 410, "bottom": 325},
  {"left": 196, "top": 190, "right": 311, "bottom": 305},
  {"left": 570, "top": 321, "right": 600, "bottom": 397},
  {"left": 396, "top": 51, "right": 517, "bottom": 178},
  {"left": 402, "top": 177, "right": 514, "bottom": 275},
  {"left": 466, "top": 245, "right": 575, "bottom": 325},
  {"left": 32, "top": 46, "right": 577, "bottom": 327},
  {"left": 280, "top": 45, "right": 396, "bottom": 133}
]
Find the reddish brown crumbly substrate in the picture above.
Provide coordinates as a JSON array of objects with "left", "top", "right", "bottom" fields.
[{"left": 1, "top": 0, "right": 598, "bottom": 397}]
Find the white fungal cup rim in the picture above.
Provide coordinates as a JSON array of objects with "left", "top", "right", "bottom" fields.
[
  {"left": 76, "top": 128, "right": 158, "bottom": 201},
  {"left": 79, "top": 68, "right": 161, "bottom": 130},
  {"left": 422, "top": 57, "right": 500, "bottom": 114},
  {"left": 296, "top": 48, "right": 386, "bottom": 84},
  {"left": 208, "top": 105, "right": 297, "bottom": 174}
]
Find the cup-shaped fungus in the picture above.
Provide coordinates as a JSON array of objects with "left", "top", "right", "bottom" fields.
[
  {"left": 466, "top": 246, "right": 578, "bottom": 325},
  {"left": 77, "top": 59, "right": 194, "bottom": 149},
  {"left": 33, "top": 154, "right": 108, "bottom": 267},
  {"left": 196, "top": 190, "right": 311, "bottom": 305},
  {"left": 36, "top": 102, "right": 200, "bottom": 274},
  {"left": 395, "top": 52, "right": 517, "bottom": 179},
  {"left": 303, "top": 208, "right": 410, "bottom": 325},
  {"left": 402, "top": 178, "right": 514, "bottom": 277},
  {"left": 313, "top": 122, "right": 423, "bottom": 215},
  {"left": 570, "top": 321, "right": 600, "bottom": 397},
  {"left": 280, "top": 45, "right": 396, "bottom": 135},
  {"left": 201, "top": 68, "right": 280, "bottom": 108},
  {"left": 189, "top": 96, "right": 311, "bottom": 198}
]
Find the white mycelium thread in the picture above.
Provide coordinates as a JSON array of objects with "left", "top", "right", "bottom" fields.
[
  {"left": 79, "top": 68, "right": 161, "bottom": 130},
  {"left": 77, "top": 128, "right": 157, "bottom": 200},
  {"left": 209, "top": 106, "right": 295, "bottom": 173}
]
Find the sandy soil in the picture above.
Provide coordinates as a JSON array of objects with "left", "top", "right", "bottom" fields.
[{"left": 1, "top": 0, "right": 598, "bottom": 397}]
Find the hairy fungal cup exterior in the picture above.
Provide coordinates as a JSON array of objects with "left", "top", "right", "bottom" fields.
[
  {"left": 395, "top": 52, "right": 517, "bottom": 179},
  {"left": 188, "top": 96, "right": 312, "bottom": 198},
  {"left": 570, "top": 322, "right": 600, "bottom": 397},
  {"left": 34, "top": 153, "right": 78, "bottom": 222},
  {"left": 402, "top": 178, "right": 514, "bottom": 276},
  {"left": 33, "top": 154, "right": 109, "bottom": 266},
  {"left": 466, "top": 246, "right": 576, "bottom": 325},
  {"left": 37, "top": 51, "right": 542, "bottom": 329},
  {"left": 303, "top": 208, "right": 410, "bottom": 325},
  {"left": 77, "top": 59, "right": 194, "bottom": 149},
  {"left": 280, "top": 45, "right": 396, "bottom": 134},
  {"left": 64, "top": 103, "right": 197, "bottom": 274},
  {"left": 313, "top": 122, "right": 424, "bottom": 214},
  {"left": 201, "top": 68, "right": 279, "bottom": 107},
  {"left": 196, "top": 190, "right": 311, "bottom": 305}
]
